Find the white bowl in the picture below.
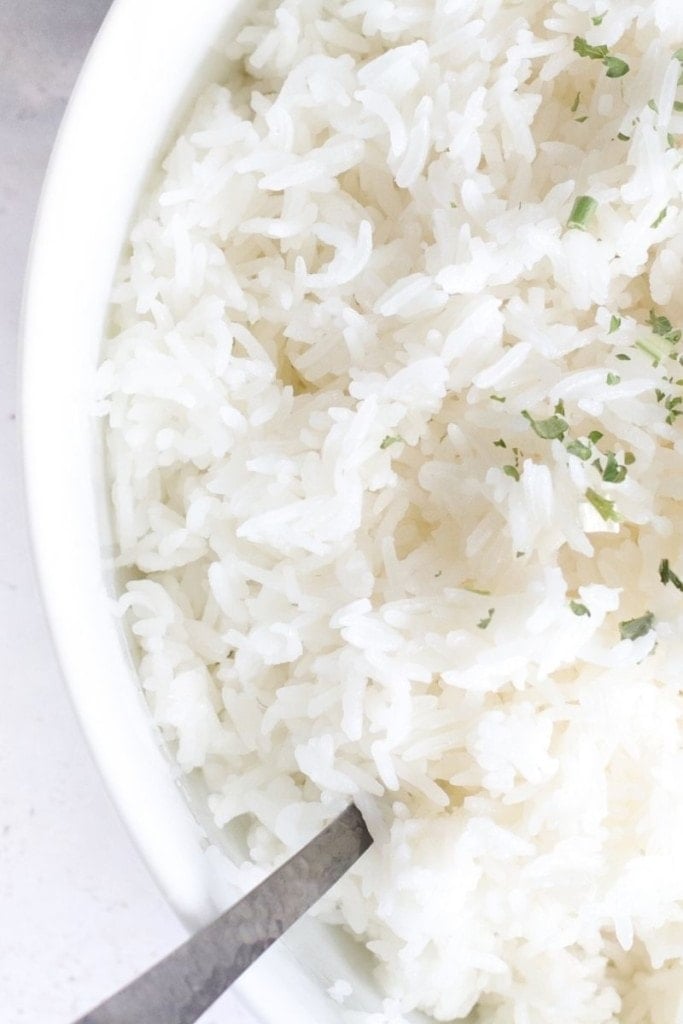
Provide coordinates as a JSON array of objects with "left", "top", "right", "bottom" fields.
[{"left": 21, "top": 2, "right": 384, "bottom": 1020}]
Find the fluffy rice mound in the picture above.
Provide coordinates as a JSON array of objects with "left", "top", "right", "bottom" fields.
[{"left": 99, "top": 1, "right": 683, "bottom": 1020}]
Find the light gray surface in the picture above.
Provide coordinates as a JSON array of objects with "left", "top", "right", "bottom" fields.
[{"left": 0, "top": 3, "right": 257, "bottom": 1021}]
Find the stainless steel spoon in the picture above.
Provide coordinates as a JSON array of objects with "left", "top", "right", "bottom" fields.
[{"left": 73, "top": 804, "right": 372, "bottom": 1024}]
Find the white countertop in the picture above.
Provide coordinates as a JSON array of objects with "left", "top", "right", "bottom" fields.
[{"left": 1, "top": 3, "right": 256, "bottom": 1020}]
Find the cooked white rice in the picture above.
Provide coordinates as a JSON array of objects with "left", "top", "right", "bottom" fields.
[{"left": 98, "top": 1, "right": 683, "bottom": 1020}]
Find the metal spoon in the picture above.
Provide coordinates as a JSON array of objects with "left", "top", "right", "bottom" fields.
[{"left": 73, "top": 804, "right": 372, "bottom": 1024}]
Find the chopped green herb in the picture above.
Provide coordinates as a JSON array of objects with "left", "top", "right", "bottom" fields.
[
  {"left": 624, "top": 452, "right": 636, "bottom": 465},
  {"left": 592, "top": 457, "right": 603, "bottom": 472},
  {"left": 619, "top": 612, "right": 655, "bottom": 641},
  {"left": 566, "top": 438, "right": 592, "bottom": 461},
  {"left": 675, "top": 48, "right": 683, "bottom": 62},
  {"left": 568, "top": 195, "right": 598, "bottom": 230},
  {"left": 515, "top": 551, "right": 525, "bottom": 558},
  {"left": 477, "top": 608, "right": 495, "bottom": 630},
  {"left": 503, "top": 464, "right": 521, "bottom": 481},
  {"left": 602, "top": 452, "right": 627, "bottom": 483},
  {"left": 609, "top": 315, "right": 622, "bottom": 334},
  {"left": 674, "top": 101, "right": 683, "bottom": 113},
  {"left": 606, "top": 372, "right": 621, "bottom": 386},
  {"left": 605, "top": 55, "right": 630, "bottom": 78},
  {"left": 588, "top": 430, "right": 604, "bottom": 444},
  {"left": 571, "top": 92, "right": 581, "bottom": 113},
  {"left": 655, "top": 388, "right": 666, "bottom": 403},
  {"left": 649, "top": 310, "right": 675, "bottom": 337},
  {"left": 555, "top": 399, "right": 566, "bottom": 416},
  {"left": 591, "top": 14, "right": 605, "bottom": 26},
  {"left": 668, "top": 133, "right": 677, "bottom": 148},
  {"left": 573, "top": 36, "right": 630, "bottom": 78},
  {"left": 660, "top": 558, "right": 683, "bottom": 591},
  {"left": 637, "top": 336, "right": 676, "bottom": 366},
  {"left": 648, "top": 99, "right": 659, "bottom": 113},
  {"left": 490, "top": 394, "right": 506, "bottom": 403},
  {"left": 575, "top": 115, "right": 589, "bottom": 124},
  {"left": 493, "top": 438, "right": 507, "bottom": 448},
  {"left": 522, "top": 410, "right": 569, "bottom": 441},
  {"left": 585, "top": 487, "right": 622, "bottom": 522},
  {"left": 381, "top": 435, "right": 403, "bottom": 450},
  {"left": 616, "top": 353, "right": 630, "bottom": 361},
  {"left": 665, "top": 394, "right": 683, "bottom": 425},
  {"left": 464, "top": 585, "right": 491, "bottom": 596},
  {"left": 570, "top": 600, "right": 591, "bottom": 617},
  {"left": 651, "top": 208, "right": 668, "bottom": 229},
  {"left": 617, "top": 132, "right": 631, "bottom": 141},
  {"left": 573, "top": 36, "right": 608, "bottom": 60}
]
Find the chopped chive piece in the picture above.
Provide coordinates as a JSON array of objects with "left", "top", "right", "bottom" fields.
[
  {"left": 573, "top": 36, "right": 608, "bottom": 60},
  {"left": 464, "top": 585, "right": 491, "bottom": 596},
  {"left": 624, "top": 451, "right": 636, "bottom": 465},
  {"left": 522, "top": 410, "right": 569, "bottom": 440},
  {"left": 637, "top": 337, "right": 675, "bottom": 367},
  {"left": 609, "top": 315, "right": 622, "bottom": 334},
  {"left": 570, "top": 600, "right": 591, "bottom": 616},
  {"left": 381, "top": 435, "right": 403, "bottom": 449},
  {"left": 602, "top": 452, "right": 627, "bottom": 483},
  {"left": 568, "top": 195, "right": 598, "bottom": 230},
  {"left": 503, "top": 464, "right": 520, "bottom": 481},
  {"left": 605, "top": 55, "right": 630, "bottom": 78},
  {"left": 566, "top": 438, "right": 592, "bottom": 461},
  {"left": 606, "top": 372, "right": 620, "bottom": 385},
  {"left": 586, "top": 487, "right": 622, "bottom": 522},
  {"left": 660, "top": 558, "right": 683, "bottom": 591},
  {"left": 588, "top": 430, "right": 604, "bottom": 444},
  {"left": 619, "top": 612, "right": 654, "bottom": 641},
  {"left": 493, "top": 438, "right": 507, "bottom": 448},
  {"left": 571, "top": 92, "right": 581, "bottom": 113},
  {"left": 651, "top": 208, "right": 668, "bottom": 229},
  {"left": 477, "top": 608, "right": 495, "bottom": 630},
  {"left": 591, "top": 14, "right": 604, "bottom": 25},
  {"left": 490, "top": 394, "right": 506, "bottom": 403},
  {"left": 617, "top": 132, "right": 631, "bottom": 141},
  {"left": 616, "top": 353, "right": 630, "bottom": 361}
]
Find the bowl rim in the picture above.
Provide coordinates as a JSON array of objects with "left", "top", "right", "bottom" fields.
[{"left": 20, "top": 2, "right": 358, "bottom": 1020}]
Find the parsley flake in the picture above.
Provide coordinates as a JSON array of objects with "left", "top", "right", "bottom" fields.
[
  {"left": 619, "top": 612, "right": 655, "bottom": 641},
  {"left": 660, "top": 559, "right": 683, "bottom": 591},
  {"left": 522, "top": 410, "right": 569, "bottom": 440},
  {"left": 477, "top": 608, "right": 495, "bottom": 630},
  {"left": 570, "top": 601, "right": 591, "bottom": 617},
  {"left": 585, "top": 487, "right": 622, "bottom": 522}
]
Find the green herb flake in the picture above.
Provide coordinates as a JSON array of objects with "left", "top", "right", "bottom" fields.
[
  {"left": 619, "top": 612, "right": 655, "bottom": 641},
  {"left": 566, "top": 438, "right": 592, "bottom": 461},
  {"left": 490, "top": 394, "right": 506, "bottom": 403},
  {"left": 651, "top": 208, "right": 668, "bottom": 229},
  {"left": 674, "top": 101, "right": 683, "bottom": 113},
  {"left": 602, "top": 452, "right": 627, "bottom": 483},
  {"left": 515, "top": 551, "right": 525, "bottom": 558},
  {"left": 575, "top": 115, "right": 589, "bottom": 123},
  {"left": 493, "top": 438, "right": 507, "bottom": 448},
  {"left": 648, "top": 99, "right": 659, "bottom": 113},
  {"left": 522, "top": 410, "right": 569, "bottom": 440},
  {"left": 591, "top": 13, "right": 605, "bottom": 25},
  {"left": 624, "top": 451, "right": 636, "bottom": 465},
  {"left": 637, "top": 337, "right": 675, "bottom": 367},
  {"left": 588, "top": 430, "right": 604, "bottom": 444},
  {"left": 571, "top": 92, "right": 581, "bottom": 113},
  {"left": 381, "top": 435, "right": 403, "bottom": 450},
  {"left": 616, "top": 353, "right": 630, "bottom": 361},
  {"left": 606, "top": 372, "right": 621, "bottom": 386},
  {"left": 605, "top": 55, "right": 630, "bottom": 78},
  {"left": 585, "top": 487, "right": 622, "bottom": 523},
  {"left": 570, "top": 600, "right": 591, "bottom": 617},
  {"left": 609, "top": 315, "right": 622, "bottom": 334},
  {"left": 568, "top": 195, "right": 598, "bottom": 230},
  {"left": 555, "top": 399, "right": 566, "bottom": 416},
  {"left": 503, "top": 464, "right": 521, "bottom": 481},
  {"left": 649, "top": 310, "right": 676, "bottom": 337},
  {"left": 660, "top": 558, "right": 683, "bottom": 591},
  {"left": 477, "top": 608, "right": 496, "bottom": 630},
  {"left": 464, "top": 585, "right": 491, "bottom": 596},
  {"left": 573, "top": 36, "right": 608, "bottom": 60},
  {"left": 668, "top": 132, "right": 678, "bottom": 148},
  {"left": 617, "top": 132, "right": 631, "bottom": 141},
  {"left": 665, "top": 395, "right": 683, "bottom": 425}
]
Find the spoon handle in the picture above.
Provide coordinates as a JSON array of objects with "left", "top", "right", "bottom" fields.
[{"left": 73, "top": 804, "right": 372, "bottom": 1024}]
